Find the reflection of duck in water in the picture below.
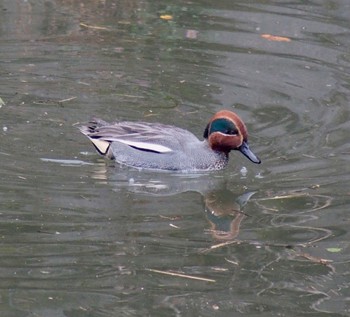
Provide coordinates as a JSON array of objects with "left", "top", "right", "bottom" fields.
[
  {"left": 80, "top": 110, "right": 261, "bottom": 172},
  {"left": 89, "top": 164, "right": 257, "bottom": 241},
  {"left": 205, "top": 191, "right": 256, "bottom": 241}
]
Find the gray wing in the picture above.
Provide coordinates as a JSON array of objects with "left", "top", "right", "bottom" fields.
[{"left": 80, "top": 119, "right": 200, "bottom": 154}]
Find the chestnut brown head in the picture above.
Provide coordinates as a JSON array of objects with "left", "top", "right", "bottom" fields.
[{"left": 203, "top": 110, "right": 261, "bottom": 164}]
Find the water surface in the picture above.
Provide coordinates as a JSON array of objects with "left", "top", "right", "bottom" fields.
[{"left": 1, "top": 0, "right": 350, "bottom": 316}]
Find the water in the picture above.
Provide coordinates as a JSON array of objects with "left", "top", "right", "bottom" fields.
[{"left": 1, "top": 0, "right": 350, "bottom": 316}]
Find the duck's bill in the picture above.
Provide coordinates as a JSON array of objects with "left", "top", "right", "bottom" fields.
[{"left": 238, "top": 141, "right": 261, "bottom": 164}]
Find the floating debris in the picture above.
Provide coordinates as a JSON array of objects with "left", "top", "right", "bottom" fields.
[
  {"left": 80, "top": 23, "right": 110, "bottom": 31},
  {"left": 261, "top": 34, "right": 291, "bottom": 42},
  {"left": 146, "top": 268, "right": 216, "bottom": 283},
  {"left": 160, "top": 15, "right": 173, "bottom": 20}
]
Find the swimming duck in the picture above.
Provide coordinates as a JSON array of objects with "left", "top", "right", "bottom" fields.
[{"left": 80, "top": 110, "right": 261, "bottom": 171}]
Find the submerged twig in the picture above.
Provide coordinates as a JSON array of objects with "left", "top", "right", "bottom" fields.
[
  {"left": 296, "top": 252, "right": 333, "bottom": 265},
  {"left": 58, "top": 96, "right": 77, "bottom": 103},
  {"left": 113, "top": 93, "right": 144, "bottom": 99},
  {"left": 200, "top": 240, "right": 241, "bottom": 254},
  {"left": 145, "top": 268, "right": 216, "bottom": 283},
  {"left": 80, "top": 23, "right": 110, "bottom": 31}
]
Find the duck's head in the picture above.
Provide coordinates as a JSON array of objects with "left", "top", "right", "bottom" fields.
[{"left": 203, "top": 110, "right": 261, "bottom": 164}]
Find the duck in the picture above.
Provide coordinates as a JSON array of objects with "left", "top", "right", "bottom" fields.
[{"left": 79, "top": 110, "right": 261, "bottom": 172}]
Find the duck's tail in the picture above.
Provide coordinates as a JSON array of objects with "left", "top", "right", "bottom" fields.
[{"left": 79, "top": 119, "right": 113, "bottom": 157}]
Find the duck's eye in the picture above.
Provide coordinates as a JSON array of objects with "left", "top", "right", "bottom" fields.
[{"left": 225, "top": 127, "right": 238, "bottom": 135}]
